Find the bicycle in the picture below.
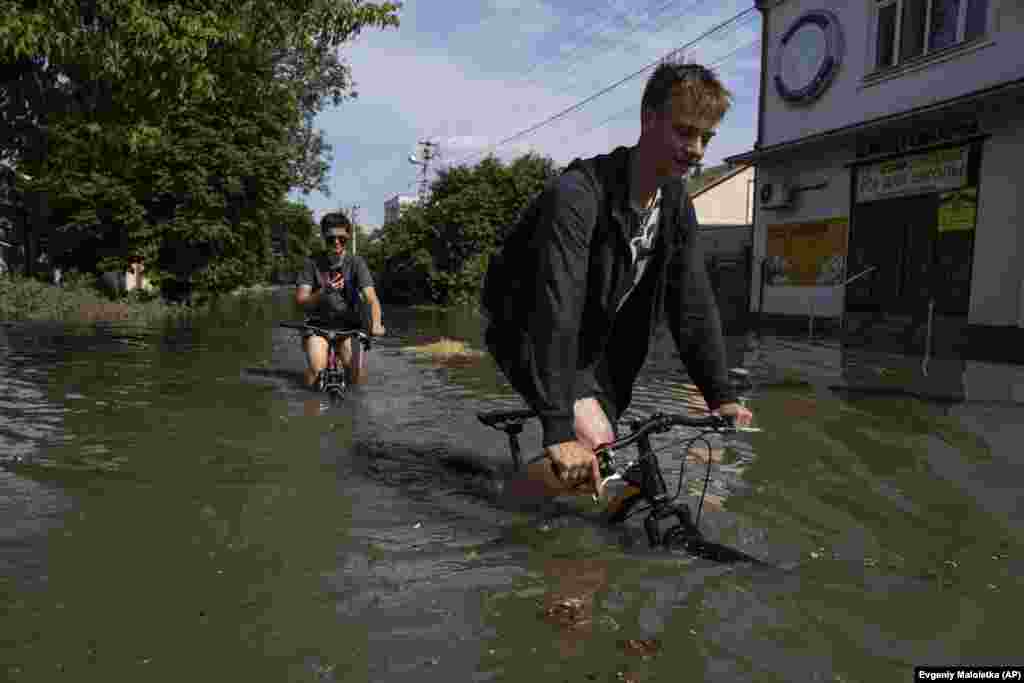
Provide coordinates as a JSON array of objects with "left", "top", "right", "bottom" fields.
[
  {"left": 477, "top": 408, "right": 770, "bottom": 565},
  {"left": 280, "top": 320, "right": 373, "bottom": 402}
]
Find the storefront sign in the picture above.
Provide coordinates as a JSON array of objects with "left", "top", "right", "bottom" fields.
[
  {"left": 855, "top": 116, "right": 979, "bottom": 159},
  {"left": 765, "top": 217, "right": 848, "bottom": 286},
  {"left": 937, "top": 187, "right": 978, "bottom": 232},
  {"left": 856, "top": 146, "right": 968, "bottom": 204}
]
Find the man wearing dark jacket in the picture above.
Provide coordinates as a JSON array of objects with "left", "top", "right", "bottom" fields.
[{"left": 482, "top": 62, "right": 753, "bottom": 495}]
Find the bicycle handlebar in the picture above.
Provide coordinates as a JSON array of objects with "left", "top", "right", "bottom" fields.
[
  {"left": 595, "top": 412, "right": 752, "bottom": 455},
  {"left": 593, "top": 412, "right": 761, "bottom": 486},
  {"left": 280, "top": 321, "right": 373, "bottom": 340}
]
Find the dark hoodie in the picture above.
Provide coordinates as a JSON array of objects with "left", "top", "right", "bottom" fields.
[{"left": 483, "top": 145, "right": 737, "bottom": 447}]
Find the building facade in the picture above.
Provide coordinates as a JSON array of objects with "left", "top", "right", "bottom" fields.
[
  {"left": 692, "top": 164, "right": 756, "bottom": 226},
  {"left": 384, "top": 194, "right": 418, "bottom": 225},
  {"left": 690, "top": 164, "right": 757, "bottom": 332},
  {"left": 727, "top": 0, "right": 1023, "bottom": 363}
]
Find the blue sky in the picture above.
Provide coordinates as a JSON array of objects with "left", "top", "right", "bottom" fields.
[{"left": 291, "top": 0, "right": 762, "bottom": 230}]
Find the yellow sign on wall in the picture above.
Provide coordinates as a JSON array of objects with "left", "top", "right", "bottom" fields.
[
  {"left": 765, "top": 217, "right": 849, "bottom": 286},
  {"left": 937, "top": 187, "right": 978, "bottom": 232}
]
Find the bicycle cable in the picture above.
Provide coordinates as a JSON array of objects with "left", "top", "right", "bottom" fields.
[
  {"left": 522, "top": 427, "right": 722, "bottom": 524},
  {"left": 618, "top": 431, "right": 716, "bottom": 524}
]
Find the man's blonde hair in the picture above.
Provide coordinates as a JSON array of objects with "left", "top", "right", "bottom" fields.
[{"left": 641, "top": 61, "right": 733, "bottom": 125}]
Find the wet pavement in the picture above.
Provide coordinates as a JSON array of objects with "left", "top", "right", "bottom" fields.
[{"left": 1, "top": 291, "right": 1022, "bottom": 681}]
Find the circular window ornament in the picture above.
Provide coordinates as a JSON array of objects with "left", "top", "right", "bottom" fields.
[{"left": 773, "top": 10, "right": 843, "bottom": 104}]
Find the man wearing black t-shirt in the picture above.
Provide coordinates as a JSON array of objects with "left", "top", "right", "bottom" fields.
[{"left": 295, "top": 212, "right": 385, "bottom": 388}]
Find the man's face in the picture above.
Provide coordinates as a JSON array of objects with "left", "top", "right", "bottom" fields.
[
  {"left": 323, "top": 227, "right": 350, "bottom": 258},
  {"left": 641, "top": 95, "right": 718, "bottom": 180}
]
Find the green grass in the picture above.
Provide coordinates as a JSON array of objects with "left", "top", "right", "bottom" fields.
[{"left": 0, "top": 272, "right": 200, "bottom": 324}]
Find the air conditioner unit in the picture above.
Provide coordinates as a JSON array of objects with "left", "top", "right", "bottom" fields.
[{"left": 759, "top": 181, "right": 794, "bottom": 209}]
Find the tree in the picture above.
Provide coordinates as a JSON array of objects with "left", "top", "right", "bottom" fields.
[
  {"left": 1, "top": 0, "right": 401, "bottom": 295},
  {"left": 268, "top": 199, "right": 319, "bottom": 283},
  {"left": 370, "top": 152, "right": 561, "bottom": 305}
]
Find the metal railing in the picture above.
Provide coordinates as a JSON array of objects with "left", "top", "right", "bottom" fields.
[{"left": 922, "top": 298, "right": 935, "bottom": 377}]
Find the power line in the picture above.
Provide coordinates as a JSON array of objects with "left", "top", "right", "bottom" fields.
[
  {"left": 397, "top": 5, "right": 756, "bottom": 195},
  {"left": 526, "top": 0, "right": 713, "bottom": 95},
  {"left": 416, "top": 0, "right": 693, "bottom": 151},
  {"left": 447, "top": 5, "right": 757, "bottom": 169},
  {"left": 519, "top": 0, "right": 685, "bottom": 89},
  {"left": 573, "top": 28, "right": 761, "bottom": 140},
  {"left": 515, "top": 0, "right": 647, "bottom": 84}
]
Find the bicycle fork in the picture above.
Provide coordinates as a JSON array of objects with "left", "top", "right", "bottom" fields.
[{"left": 630, "top": 433, "right": 703, "bottom": 548}]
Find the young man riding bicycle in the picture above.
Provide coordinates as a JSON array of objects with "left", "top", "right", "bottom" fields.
[
  {"left": 482, "top": 61, "right": 753, "bottom": 498},
  {"left": 295, "top": 211, "right": 386, "bottom": 389}
]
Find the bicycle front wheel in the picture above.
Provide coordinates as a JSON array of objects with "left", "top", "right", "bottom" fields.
[{"left": 604, "top": 485, "right": 644, "bottom": 525}]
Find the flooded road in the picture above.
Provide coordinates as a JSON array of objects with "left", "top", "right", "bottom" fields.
[{"left": 2, "top": 290, "right": 1021, "bottom": 681}]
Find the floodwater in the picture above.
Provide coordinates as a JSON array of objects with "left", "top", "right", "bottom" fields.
[{"left": 1, "top": 289, "right": 1021, "bottom": 682}]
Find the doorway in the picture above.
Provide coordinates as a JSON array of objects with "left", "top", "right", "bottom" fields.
[{"left": 845, "top": 193, "right": 971, "bottom": 355}]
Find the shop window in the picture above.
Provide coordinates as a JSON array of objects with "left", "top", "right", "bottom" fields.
[{"left": 874, "top": 0, "right": 990, "bottom": 70}]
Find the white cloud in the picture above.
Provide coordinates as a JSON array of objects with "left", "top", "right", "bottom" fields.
[{"left": 292, "top": 0, "right": 761, "bottom": 227}]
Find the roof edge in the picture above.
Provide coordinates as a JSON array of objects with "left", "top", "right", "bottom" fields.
[
  {"left": 726, "top": 76, "right": 1024, "bottom": 165},
  {"left": 689, "top": 164, "right": 752, "bottom": 198}
]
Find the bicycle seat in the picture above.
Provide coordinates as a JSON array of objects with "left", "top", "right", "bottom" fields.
[{"left": 477, "top": 408, "right": 537, "bottom": 429}]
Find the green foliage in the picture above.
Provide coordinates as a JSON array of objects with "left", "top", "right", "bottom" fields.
[
  {"left": 0, "top": 270, "right": 195, "bottom": 322},
  {"left": 270, "top": 200, "right": 319, "bottom": 282},
  {"left": 363, "top": 200, "right": 436, "bottom": 303},
  {"left": 1, "top": 0, "right": 401, "bottom": 302},
  {"left": 369, "top": 153, "right": 560, "bottom": 305}
]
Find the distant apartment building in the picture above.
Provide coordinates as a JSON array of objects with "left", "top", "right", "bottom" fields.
[
  {"left": 384, "top": 194, "right": 418, "bottom": 225},
  {"left": 727, "top": 0, "right": 1023, "bottom": 364}
]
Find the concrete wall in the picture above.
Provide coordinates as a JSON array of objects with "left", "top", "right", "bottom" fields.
[
  {"left": 751, "top": 141, "right": 855, "bottom": 318},
  {"left": 698, "top": 225, "right": 752, "bottom": 258},
  {"left": 693, "top": 167, "right": 756, "bottom": 225},
  {"left": 761, "top": 0, "right": 1020, "bottom": 149},
  {"left": 964, "top": 360, "right": 1024, "bottom": 402},
  {"left": 971, "top": 94, "right": 1024, "bottom": 326}
]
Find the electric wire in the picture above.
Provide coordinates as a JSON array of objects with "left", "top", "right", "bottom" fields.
[{"left": 444, "top": 5, "right": 756, "bottom": 170}]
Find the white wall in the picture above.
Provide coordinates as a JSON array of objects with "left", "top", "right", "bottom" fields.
[
  {"left": 751, "top": 141, "right": 854, "bottom": 317},
  {"left": 970, "top": 97, "right": 1024, "bottom": 326},
  {"left": 693, "top": 167, "right": 756, "bottom": 225},
  {"left": 761, "top": 0, "right": 1022, "bottom": 149}
]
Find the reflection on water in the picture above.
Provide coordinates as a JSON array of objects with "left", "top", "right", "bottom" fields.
[{"left": 1, "top": 296, "right": 1022, "bottom": 681}]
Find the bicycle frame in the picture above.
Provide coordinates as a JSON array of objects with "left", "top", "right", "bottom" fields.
[
  {"left": 602, "top": 423, "right": 701, "bottom": 547},
  {"left": 280, "top": 321, "right": 371, "bottom": 400},
  {"left": 478, "top": 409, "right": 769, "bottom": 565}
]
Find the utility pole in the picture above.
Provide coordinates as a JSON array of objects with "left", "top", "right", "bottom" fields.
[
  {"left": 349, "top": 204, "right": 360, "bottom": 255},
  {"left": 408, "top": 140, "right": 438, "bottom": 201}
]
